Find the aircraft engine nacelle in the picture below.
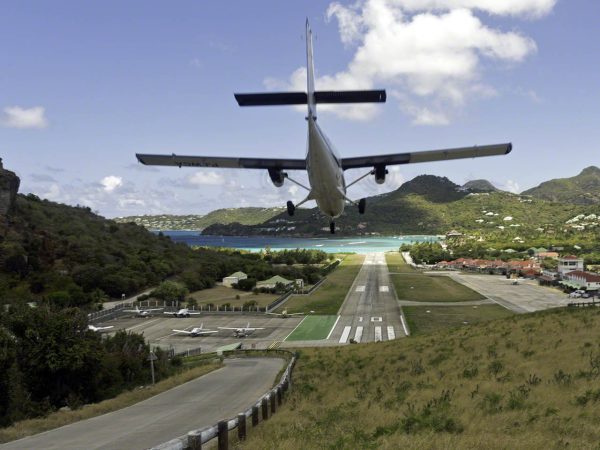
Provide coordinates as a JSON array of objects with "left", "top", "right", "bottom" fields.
[
  {"left": 374, "top": 164, "right": 388, "bottom": 184},
  {"left": 268, "top": 168, "right": 286, "bottom": 187}
]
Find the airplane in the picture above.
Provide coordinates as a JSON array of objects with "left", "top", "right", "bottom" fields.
[
  {"left": 136, "top": 20, "right": 512, "bottom": 234},
  {"left": 122, "top": 306, "right": 164, "bottom": 317},
  {"left": 88, "top": 324, "right": 114, "bottom": 332},
  {"left": 266, "top": 309, "right": 305, "bottom": 318},
  {"left": 218, "top": 322, "right": 265, "bottom": 338},
  {"left": 172, "top": 323, "right": 219, "bottom": 337},
  {"left": 165, "top": 308, "right": 202, "bottom": 318}
]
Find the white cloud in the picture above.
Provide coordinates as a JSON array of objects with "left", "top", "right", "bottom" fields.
[
  {"left": 268, "top": 0, "right": 552, "bottom": 124},
  {"left": 1, "top": 106, "right": 48, "bottom": 129},
  {"left": 101, "top": 175, "right": 123, "bottom": 192},
  {"left": 188, "top": 171, "right": 225, "bottom": 186},
  {"left": 504, "top": 179, "right": 520, "bottom": 193}
]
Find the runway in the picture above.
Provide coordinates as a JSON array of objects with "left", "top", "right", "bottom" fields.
[
  {"left": 1, "top": 358, "right": 284, "bottom": 450},
  {"left": 327, "top": 252, "right": 406, "bottom": 343}
]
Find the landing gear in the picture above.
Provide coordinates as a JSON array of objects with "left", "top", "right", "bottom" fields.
[
  {"left": 358, "top": 198, "right": 366, "bottom": 214},
  {"left": 286, "top": 200, "right": 295, "bottom": 216},
  {"left": 330, "top": 222, "right": 335, "bottom": 234}
]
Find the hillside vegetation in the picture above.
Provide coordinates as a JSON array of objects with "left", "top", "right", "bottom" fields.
[
  {"left": 243, "top": 307, "right": 600, "bottom": 449},
  {"left": 523, "top": 166, "right": 600, "bottom": 205},
  {"left": 114, "top": 207, "right": 284, "bottom": 230},
  {"left": 203, "top": 172, "right": 598, "bottom": 237}
]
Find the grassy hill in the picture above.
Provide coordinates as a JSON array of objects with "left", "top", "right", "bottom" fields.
[
  {"left": 114, "top": 207, "right": 284, "bottom": 231},
  {"left": 523, "top": 166, "right": 600, "bottom": 205},
  {"left": 463, "top": 179, "right": 499, "bottom": 192},
  {"left": 245, "top": 307, "right": 600, "bottom": 449}
]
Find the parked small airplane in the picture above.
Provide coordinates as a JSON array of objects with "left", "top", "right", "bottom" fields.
[
  {"left": 166, "top": 308, "right": 201, "bottom": 318},
  {"left": 172, "top": 323, "right": 218, "bottom": 337},
  {"left": 123, "top": 306, "right": 164, "bottom": 317},
  {"left": 88, "top": 324, "right": 114, "bottom": 332},
  {"left": 218, "top": 322, "right": 265, "bottom": 338},
  {"left": 266, "top": 309, "right": 304, "bottom": 318},
  {"left": 136, "top": 20, "right": 512, "bottom": 234}
]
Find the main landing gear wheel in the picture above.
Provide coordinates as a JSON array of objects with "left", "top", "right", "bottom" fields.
[
  {"left": 330, "top": 222, "right": 335, "bottom": 234},
  {"left": 286, "top": 200, "right": 295, "bottom": 216},
  {"left": 358, "top": 198, "right": 366, "bottom": 214}
]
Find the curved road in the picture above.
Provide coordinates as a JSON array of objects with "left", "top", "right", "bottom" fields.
[{"left": 2, "top": 358, "right": 284, "bottom": 450}]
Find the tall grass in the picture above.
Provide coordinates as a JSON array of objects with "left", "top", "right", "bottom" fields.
[{"left": 238, "top": 307, "right": 600, "bottom": 449}]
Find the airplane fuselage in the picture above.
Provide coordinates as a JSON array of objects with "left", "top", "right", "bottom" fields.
[{"left": 306, "top": 116, "right": 345, "bottom": 220}]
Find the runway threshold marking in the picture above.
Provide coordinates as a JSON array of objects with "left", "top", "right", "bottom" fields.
[
  {"left": 379, "top": 286, "right": 389, "bottom": 292},
  {"left": 374, "top": 326, "right": 382, "bottom": 342},
  {"left": 339, "top": 326, "right": 352, "bottom": 344},
  {"left": 126, "top": 318, "right": 160, "bottom": 331},
  {"left": 354, "top": 326, "right": 363, "bottom": 343},
  {"left": 356, "top": 285, "right": 365, "bottom": 292},
  {"left": 387, "top": 326, "right": 396, "bottom": 340}
]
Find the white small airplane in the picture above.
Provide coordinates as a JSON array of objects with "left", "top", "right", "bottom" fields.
[
  {"left": 88, "top": 324, "right": 114, "bottom": 332},
  {"left": 172, "top": 323, "right": 218, "bottom": 337},
  {"left": 136, "top": 20, "right": 512, "bottom": 234},
  {"left": 266, "top": 309, "right": 304, "bottom": 318},
  {"left": 123, "top": 306, "right": 164, "bottom": 317},
  {"left": 166, "top": 308, "right": 201, "bottom": 318},
  {"left": 218, "top": 322, "right": 265, "bottom": 338}
]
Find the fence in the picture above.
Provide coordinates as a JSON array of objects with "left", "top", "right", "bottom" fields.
[
  {"left": 151, "top": 349, "right": 297, "bottom": 450},
  {"left": 568, "top": 300, "right": 600, "bottom": 308}
]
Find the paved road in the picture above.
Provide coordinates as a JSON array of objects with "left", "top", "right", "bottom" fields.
[
  {"left": 328, "top": 252, "right": 406, "bottom": 343},
  {"left": 2, "top": 358, "right": 284, "bottom": 450}
]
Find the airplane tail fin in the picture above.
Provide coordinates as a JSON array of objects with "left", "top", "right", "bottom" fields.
[
  {"left": 306, "top": 18, "right": 316, "bottom": 119},
  {"left": 233, "top": 20, "right": 386, "bottom": 110}
]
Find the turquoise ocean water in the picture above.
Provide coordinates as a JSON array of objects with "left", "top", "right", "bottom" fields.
[{"left": 161, "top": 232, "right": 440, "bottom": 254}]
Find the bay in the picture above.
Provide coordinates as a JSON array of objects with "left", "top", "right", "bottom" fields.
[{"left": 160, "top": 232, "right": 440, "bottom": 254}]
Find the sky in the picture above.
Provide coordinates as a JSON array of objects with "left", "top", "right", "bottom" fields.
[{"left": 1, "top": 0, "right": 599, "bottom": 218}]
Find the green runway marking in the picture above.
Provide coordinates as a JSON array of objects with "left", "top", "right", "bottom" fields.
[{"left": 285, "top": 315, "right": 338, "bottom": 341}]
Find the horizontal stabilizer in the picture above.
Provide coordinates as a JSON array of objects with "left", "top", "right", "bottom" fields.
[
  {"left": 315, "top": 90, "right": 386, "bottom": 104},
  {"left": 234, "top": 90, "right": 386, "bottom": 107}
]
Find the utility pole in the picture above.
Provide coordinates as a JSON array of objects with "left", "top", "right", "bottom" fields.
[{"left": 148, "top": 351, "right": 157, "bottom": 385}]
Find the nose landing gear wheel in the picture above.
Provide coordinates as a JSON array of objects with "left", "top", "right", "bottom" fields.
[
  {"left": 330, "top": 222, "right": 335, "bottom": 234},
  {"left": 286, "top": 201, "right": 295, "bottom": 216},
  {"left": 358, "top": 198, "right": 366, "bottom": 214}
]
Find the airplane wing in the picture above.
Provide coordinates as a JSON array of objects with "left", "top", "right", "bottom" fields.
[
  {"left": 195, "top": 330, "right": 219, "bottom": 335},
  {"left": 88, "top": 325, "right": 114, "bottom": 331},
  {"left": 172, "top": 329, "right": 193, "bottom": 334},
  {"left": 136, "top": 154, "right": 306, "bottom": 170},
  {"left": 218, "top": 327, "right": 237, "bottom": 330},
  {"left": 341, "top": 143, "right": 512, "bottom": 169},
  {"left": 245, "top": 327, "right": 266, "bottom": 331},
  {"left": 188, "top": 312, "right": 201, "bottom": 315}
]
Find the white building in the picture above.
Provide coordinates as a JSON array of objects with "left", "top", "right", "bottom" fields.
[
  {"left": 563, "top": 271, "right": 600, "bottom": 292},
  {"left": 557, "top": 256, "right": 584, "bottom": 275},
  {"left": 222, "top": 271, "right": 248, "bottom": 287}
]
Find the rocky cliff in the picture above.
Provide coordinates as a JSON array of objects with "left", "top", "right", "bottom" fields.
[{"left": 0, "top": 158, "right": 20, "bottom": 215}]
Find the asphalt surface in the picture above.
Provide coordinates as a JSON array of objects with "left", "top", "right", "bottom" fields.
[
  {"left": 1, "top": 358, "right": 284, "bottom": 450},
  {"left": 96, "top": 315, "right": 303, "bottom": 353},
  {"left": 444, "top": 272, "right": 572, "bottom": 313},
  {"left": 328, "top": 252, "right": 406, "bottom": 343}
]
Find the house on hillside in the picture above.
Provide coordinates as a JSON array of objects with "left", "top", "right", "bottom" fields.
[
  {"left": 222, "top": 271, "right": 248, "bottom": 287},
  {"left": 256, "top": 275, "right": 294, "bottom": 289}
]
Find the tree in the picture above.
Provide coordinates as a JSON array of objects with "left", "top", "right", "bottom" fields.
[{"left": 152, "top": 281, "right": 188, "bottom": 303}]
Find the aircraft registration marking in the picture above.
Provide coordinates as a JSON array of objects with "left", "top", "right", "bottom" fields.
[
  {"left": 354, "top": 326, "right": 363, "bottom": 343},
  {"left": 387, "top": 326, "right": 396, "bottom": 340},
  {"left": 356, "top": 285, "right": 365, "bottom": 292},
  {"left": 374, "top": 326, "right": 382, "bottom": 342},
  {"left": 379, "top": 286, "right": 389, "bottom": 292},
  {"left": 339, "top": 326, "right": 352, "bottom": 343}
]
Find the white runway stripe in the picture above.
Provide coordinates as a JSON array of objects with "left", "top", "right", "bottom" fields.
[
  {"left": 339, "top": 326, "right": 352, "bottom": 344},
  {"left": 354, "top": 326, "right": 363, "bottom": 343},
  {"left": 326, "top": 315, "right": 341, "bottom": 340},
  {"left": 374, "top": 326, "right": 382, "bottom": 342},
  {"left": 379, "top": 286, "right": 389, "bottom": 292},
  {"left": 356, "top": 285, "right": 365, "bottom": 292},
  {"left": 387, "top": 326, "right": 396, "bottom": 340}
]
